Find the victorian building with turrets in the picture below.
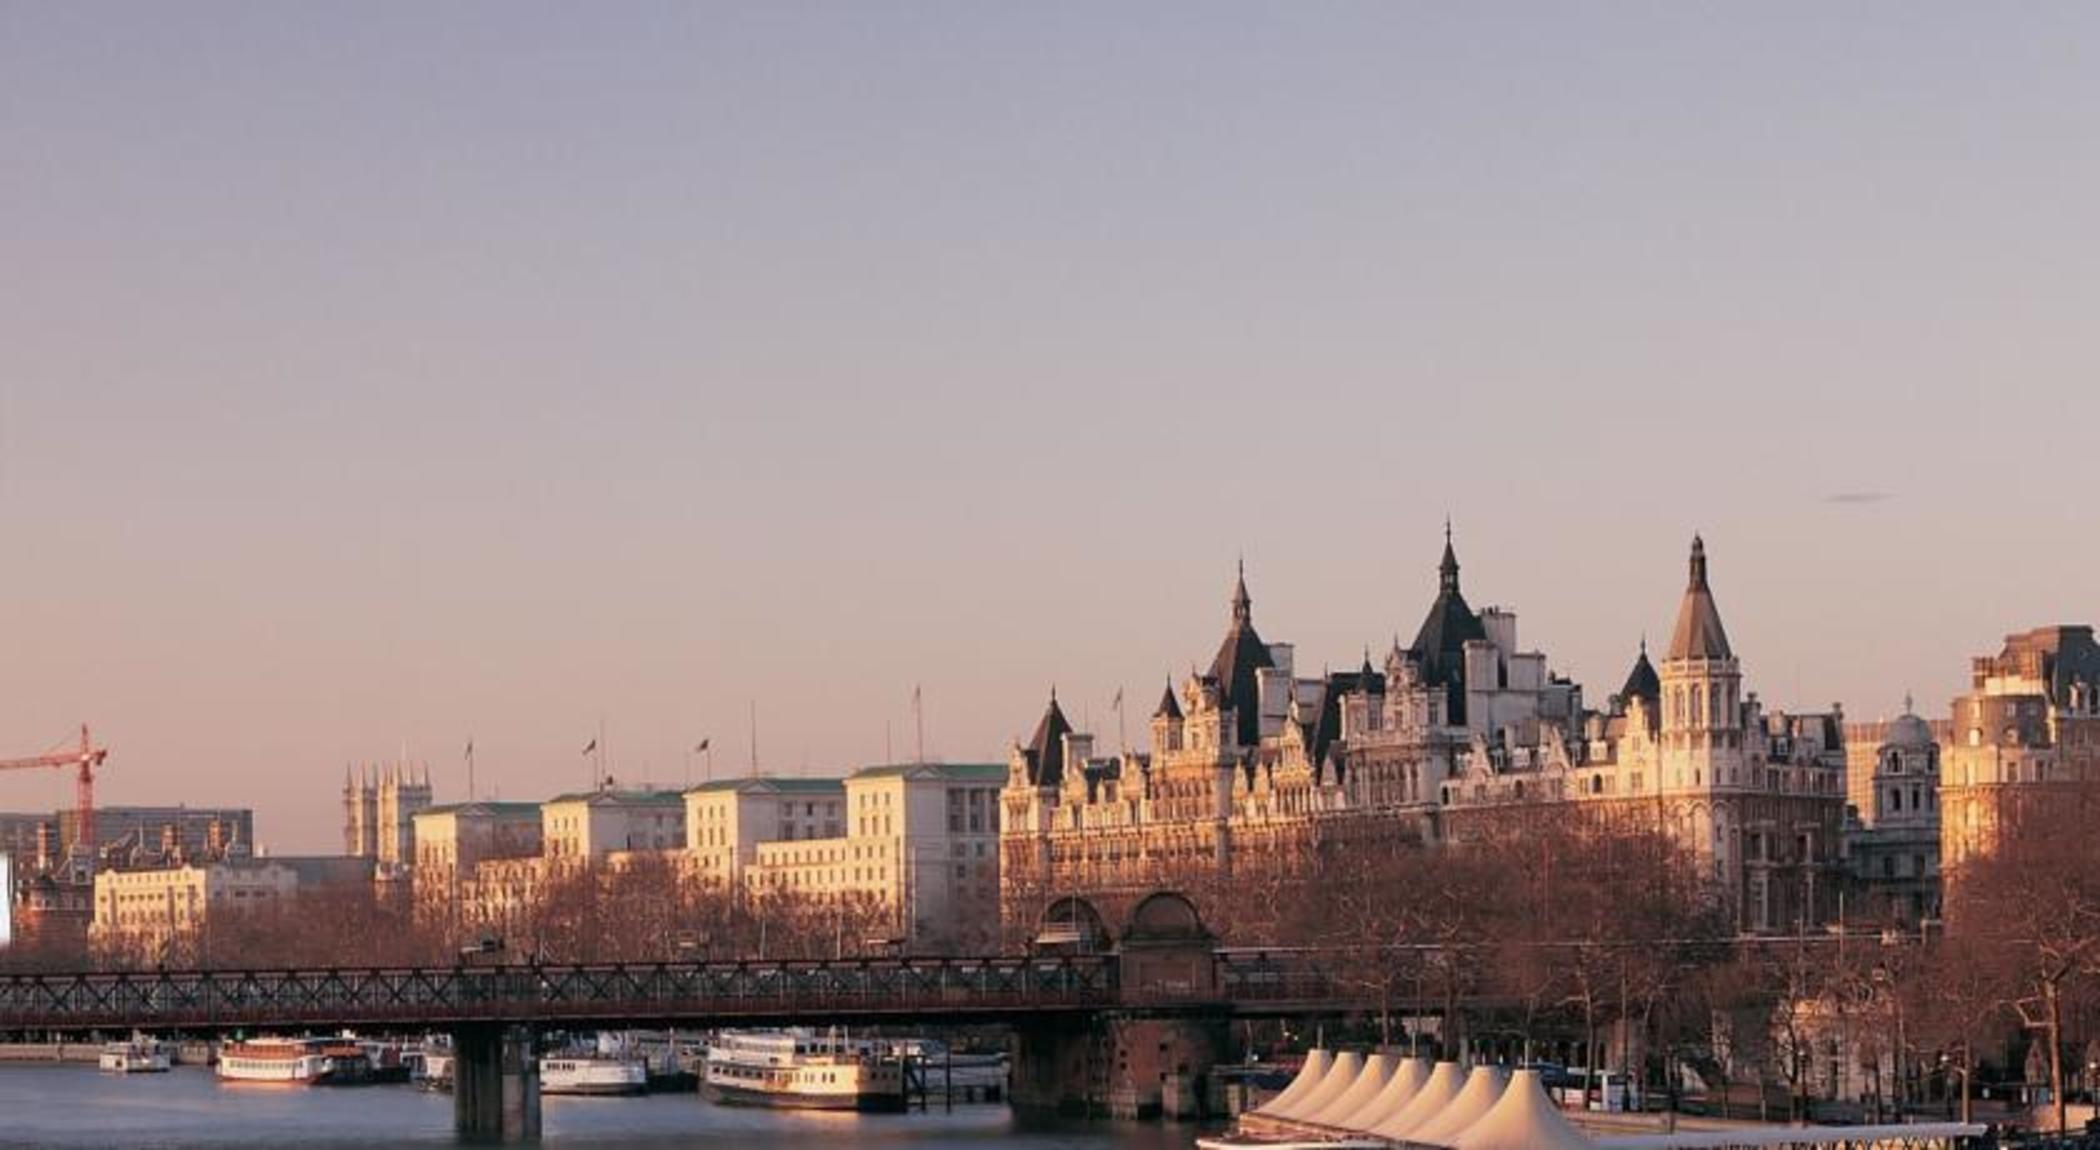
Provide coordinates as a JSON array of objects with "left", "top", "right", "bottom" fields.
[{"left": 1000, "top": 531, "right": 1849, "bottom": 935}]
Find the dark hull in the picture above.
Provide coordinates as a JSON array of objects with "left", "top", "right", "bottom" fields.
[{"left": 704, "top": 1081, "right": 905, "bottom": 1112}]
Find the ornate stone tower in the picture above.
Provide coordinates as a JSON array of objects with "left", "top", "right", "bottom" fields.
[{"left": 1660, "top": 536, "right": 1743, "bottom": 781}]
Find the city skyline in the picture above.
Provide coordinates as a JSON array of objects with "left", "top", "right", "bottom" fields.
[{"left": 7, "top": 3, "right": 2099, "bottom": 850}]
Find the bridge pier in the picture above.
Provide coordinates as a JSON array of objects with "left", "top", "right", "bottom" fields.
[
  {"left": 454, "top": 1024, "right": 540, "bottom": 1142},
  {"left": 1011, "top": 1015, "right": 1227, "bottom": 1120}
]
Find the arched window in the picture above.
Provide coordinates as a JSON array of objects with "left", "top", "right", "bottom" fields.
[{"left": 1691, "top": 685, "right": 1705, "bottom": 727}]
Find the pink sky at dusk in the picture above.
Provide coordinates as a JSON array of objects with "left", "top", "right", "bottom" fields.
[{"left": 4, "top": 3, "right": 2096, "bottom": 850}]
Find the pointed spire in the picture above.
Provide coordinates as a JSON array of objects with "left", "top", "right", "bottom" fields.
[
  {"left": 1231, "top": 557, "right": 1252, "bottom": 623},
  {"left": 1439, "top": 520, "right": 1461, "bottom": 595},
  {"left": 1903, "top": 690, "right": 1915, "bottom": 715},
  {"left": 1666, "top": 534, "right": 1733, "bottom": 661},
  {"left": 1154, "top": 676, "right": 1182, "bottom": 721}
]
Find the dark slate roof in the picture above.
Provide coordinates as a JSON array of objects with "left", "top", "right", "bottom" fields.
[
  {"left": 1408, "top": 532, "right": 1487, "bottom": 725},
  {"left": 1207, "top": 564, "right": 1275, "bottom": 747},
  {"left": 1619, "top": 641, "right": 1661, "bottom": 705},
  {"left": 1309, "top": 667, "right": 1382, "bottom": 775},
  {"left": 1666, "top": 535, "right": 1733, "bottom": 661},
  {"left": 1024, "top": 692, "right": 1073, "bottom": 788},
  {"left": 1996, "top": 625, "right": 2100, "bottom": 706},
  {"left": 1154, "top": 680, "right": 1182, "bottom": 721}
]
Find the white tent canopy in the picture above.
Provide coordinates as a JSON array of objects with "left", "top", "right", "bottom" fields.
[
  {"left": 1452, "top": 1068, "right": 1596, "bottom": 1150},
  {"left": 1345, "top": 1056, "right": 1431, "bottom": 1132},
  {"left": 1372, "top": 1059, "right": 1467, "bottom": 1141},
  {"left": 1408, "top": 1063, "right": 1512, "bottom": 1147},
  {"left": 1592, "top": 1125, "right": 1985, "bottom": 1149},
  {"left": 1253, "top": 1049, "right": 1332, "bottom": 1118},
  {"left": 1279, "top": 1050, "right": 1363, "bottom": 1122},
  {"left": 1309, "top": 1053, "right": 1395, "bottom": 1128}
]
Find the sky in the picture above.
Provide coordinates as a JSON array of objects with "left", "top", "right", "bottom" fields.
[{"left": 3, "top": 3, "right": 2097, "bottom": 851}]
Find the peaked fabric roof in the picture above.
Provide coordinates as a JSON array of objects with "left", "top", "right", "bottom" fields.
[
  {"left": 1308, "top": 1052, "right": 1396, "bottom": 1128},
  {"left": 1451, "top": 1068, "right": 1595, "bottom": 1150},
  {"left": 1348, "top": 1056, "right": 1431, "bottom": 1132},
  {"left": 1279, "top": 1050, "right": 1362, "bottom": 1122},
  {"left": 1024, "top": 692, "right": 1073, "bottom": 788},
  {"left": 1409, "top": 1063, "right": 1510, "bottom": 1146},
  {"left": 1208, "top": 563, "right": 1275, "bottom": 747},
  {"left": 1409, "top": 530, "right": 1488, "bottom": 724},
  {"left": 1666, "top": 535, "right": 1733, "bottom": 661},
  {"left": 1252, "top": 1049, "right": 1332, "bottom": 1118},
  {"left": 1373, "top": 1060, "right": 1467, "bottom": 1140}
]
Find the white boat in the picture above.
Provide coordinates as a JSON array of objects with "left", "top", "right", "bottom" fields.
[
  {"left": 98, "top": 1040, "right": 171, "bottom": 1074},
  {"left": 703, "top": 1028, "right": 905, "bottom": 1112},
  {"left": 413, "top": 1045, "right": 455, "bottom": 1092},
  {"left": 540, "top": 1054, "right": 648, "bottom": 1096},
  {"left": 215, "top": 1037, "right": 372, "bottom": 1085}
]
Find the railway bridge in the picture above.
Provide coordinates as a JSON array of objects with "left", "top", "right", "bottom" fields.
[{"left": 0, "top": 893, "right": 1359, "bottom": 1138}]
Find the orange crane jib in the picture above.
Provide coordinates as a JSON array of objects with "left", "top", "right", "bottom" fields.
[{"left": 0, "top": 725, "right": 109, "bottom": 855}]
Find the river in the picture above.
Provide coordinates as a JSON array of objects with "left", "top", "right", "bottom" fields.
[{"left": 0, "top": 1064, "right": 1199, "bottom": 1149}]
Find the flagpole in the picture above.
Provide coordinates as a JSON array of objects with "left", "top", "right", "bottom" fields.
[
  {"left": 913, "top": 685, "right": 925, "bottom": 766},
  {"left": 1115, "top": 687, "right": 1127, "bottom": 756},
  {"left": 465, "top": 739, "right": 476, "bottom": 801},
  {"left": 748, "top": 700, "right": 758, "bottom": 779}
]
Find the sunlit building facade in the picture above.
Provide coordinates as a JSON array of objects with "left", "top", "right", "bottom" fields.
[{"left": 1002, "top": 533, "right": 1848, "bottom": 935}]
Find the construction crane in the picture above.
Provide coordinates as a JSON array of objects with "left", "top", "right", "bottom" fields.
[{"left": 0, "top": 725, "right": 109, "bottom": 862}]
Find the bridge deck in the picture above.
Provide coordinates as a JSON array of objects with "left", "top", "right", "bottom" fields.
[{"left": 0, "top": 955, "right": 1120, "bottom": 1037}]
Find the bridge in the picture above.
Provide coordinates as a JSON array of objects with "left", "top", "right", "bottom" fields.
[
  {"left": 0, "top": 954, "right": 1126, "bottom": 1035},
  {"left": 0, "top": 893, "right": 1354, "bottom": 1138}
]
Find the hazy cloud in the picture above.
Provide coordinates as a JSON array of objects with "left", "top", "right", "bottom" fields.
[{"left": 1824, "top": 491, "right": 1895, "bottom": 505}]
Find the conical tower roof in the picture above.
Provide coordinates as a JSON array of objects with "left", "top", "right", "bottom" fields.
[
  {"left": 1024, "top": 690, "right": 1073, "bottom": 787},
  {"left": 1666, "top": 535, "right": 1733, "bottom": 661},
  {"left": 1153, "top": 678, "right": 1182, "bottom": 721},
  {"left": 1208, "top": 560, "right": 1274, "bottom": 747},
  {"left": 1619, "top": 638, "right": 1661, "bottom": 704},
  {"left": 1409, "top": 524, "right": 1487, "bottom": 724}
]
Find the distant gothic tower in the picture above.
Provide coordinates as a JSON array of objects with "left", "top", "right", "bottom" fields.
[{"left": 343, "top": 762, "right": 433, "bottom": 871}]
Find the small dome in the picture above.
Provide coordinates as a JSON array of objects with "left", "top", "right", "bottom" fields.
[{"left": 1884, "top": 711, "right": 1933, "bottom": 749}]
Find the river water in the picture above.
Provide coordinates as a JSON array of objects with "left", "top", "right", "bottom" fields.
[{"left": 0, "top": 1064, "right": 1198, "bottom": 1149}]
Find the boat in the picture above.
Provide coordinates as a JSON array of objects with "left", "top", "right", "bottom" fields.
[
  {"left": 703, "top": 1028, "right": 906, "bottom": 1112},
  {"left": 98, "top": 1039, "right": 171, "bottom": 1074},
  {"left": 215, "top": 1037, "right": 373, "bottom": 1085},
  {"left": 540, "top": 1054, "right": 649, "bottom": 1096},
  {"left": 359, "top": 1039, "right": 412, "bottom": 1084}
]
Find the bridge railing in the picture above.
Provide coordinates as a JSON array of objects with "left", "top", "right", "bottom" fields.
[
  {"left": 1215, "top": 950, "right": 1349, "bottom": 1005},
  {"left": 0, "top": 954, "right": 1119, "bottom": 1034}
]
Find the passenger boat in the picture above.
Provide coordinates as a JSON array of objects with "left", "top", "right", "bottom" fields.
[
  {"left": 215, "top": 1037, "right": 373, "bottom": 1085},
  {"left": 703, "top": 1028, "right": 906, "bottom": 1112},
  {"left": 98, "top": 1039, "right": 171, "bottom": 1074},
  {"left": 540, "top": 1054, "right": 649, "bottom": 1096}
]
